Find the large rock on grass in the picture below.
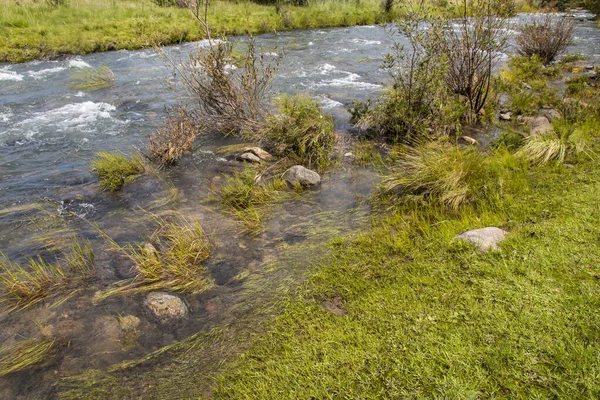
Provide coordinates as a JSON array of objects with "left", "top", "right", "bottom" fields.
[
  {"left": 455, "top": 227, "right": 508, "bottom": 252},
  {"left": 283, "top": 165, "right": 321, "bottom": 187},
  {"left": 529, "top": 116, "right": 553, "bottom": 137},
  {"left": 237, "top": 152, "right": 261, "bottom": 164},
  {"left": 144, "top": 292, "right": 188, "bottom": 320}
]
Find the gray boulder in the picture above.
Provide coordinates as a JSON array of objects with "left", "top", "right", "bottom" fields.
[
  {"left": 499, "top": 112, "right": 512, "bottom": 121},
  {"left": 144, "top": 292, "right": 188, "bottom": 320},
  {"left": 455, "top": 227, "right": 508, "bottom": 252},
  {"left": 529, "top": 116, "right": 553, "bottom": 137},
  {"left": 283, "top": 165, "right": 321, "bottom": 187}
]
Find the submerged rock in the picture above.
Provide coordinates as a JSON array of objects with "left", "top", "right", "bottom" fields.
[
  {"left": 120, "top": 315, "right": 141, "bottom": 331},
  {"left": 144, "top": 292, "right": 188, "bottom": 320},
  {"left": 243, "top": 147, "right": 272, "bottom": 161},
  {"left": 283, "top": 165, "right": 321, "bottom": 187},
  {"left": 529, "top": 116, "right": 553, "bottom": 137},
  {"left": 237, "top": 152, "right": 262, "bottom": 163},
  {"left": 455, "top": 227, "right": 508, "bottom": 252}
]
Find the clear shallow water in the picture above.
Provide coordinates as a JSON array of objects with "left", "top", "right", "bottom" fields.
[{"left": 0, "top": 11, "right": 599, "bottom": 399}]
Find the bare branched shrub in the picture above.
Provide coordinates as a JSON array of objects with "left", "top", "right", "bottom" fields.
[
  {"left": 443, "top": 0, "right": 510, "bottom": 115},
  {"left": 164, "top": 4, "right": 281, "bottom": 136},
  {"left": 147, "top": 107, "right": 197, "bottom": 167},
  {"left": 516, "top": 14, "right": 575, "bottom": 65}
]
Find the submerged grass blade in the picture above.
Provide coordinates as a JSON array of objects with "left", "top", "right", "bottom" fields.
[
  {"left": 70, "top": 65, "right": 115, "bottom": 90},
  {"left": 0, "top": 338, "right": 56, "bottom": 377},
  {"left": 97, "top": 214, "right": 214, "bottom": 300}
]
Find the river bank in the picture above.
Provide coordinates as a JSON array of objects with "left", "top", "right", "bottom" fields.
[{"left": 0, "top": 0, "right": 544, "bottom": 64}]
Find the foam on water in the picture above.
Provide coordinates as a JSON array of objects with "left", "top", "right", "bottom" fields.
[
  {"left": 0, "top": 68, "right": 24, "bottom": 81},
  {"left": 28, "top": 66, "right": 67, "bottom": 79},
  {"left": 12, "top": 102, "right": 124, "bottom": 141},
  {"left": 317, "top": 96, "right": 344, "bottom": 109},
  {"left": 68, "top": 59, "right": 92, "bottom": 69},
  {"left": 312, "top": 73, "right": 380, "bottom": 89},
  {"left": 350, "top": 38, "right": 381, "bottom": 46},
  {"left": 0, "top": 107, "right": 13, "bottom": 122}
]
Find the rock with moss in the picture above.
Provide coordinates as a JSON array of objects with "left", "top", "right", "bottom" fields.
[
  {"left": 144, "top": 292, "right": 188, "bottom": 320},
  {"left": 243, "top": 147, "right": 272, "bottom": 161},
  {"left": 455, "top": 227, "right": 508, "bottom": 252},
  {"left": 283, "top": 165, "right": 321, "bottom": 187}
]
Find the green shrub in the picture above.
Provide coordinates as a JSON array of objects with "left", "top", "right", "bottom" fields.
[
  {"left": 91, "top": 152, "right": 144, "bottom": 191},
  {"left": 264, "top": 94, "right": 337, "bottom": 172},
  {"left": 492, "top": 129, "right": 526, "bottom": 151}
]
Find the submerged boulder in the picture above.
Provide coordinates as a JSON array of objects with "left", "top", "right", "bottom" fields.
[
  {"left": 455, "top": 227, "right": 508, "bottom": 252},
  {"left": 144, "top": 292, "right": 188, "bottom": 320},
  {"left": 283, "top": 165, "right": 321, "bottom": 187},
  {"left": 529, "top": 116, "right": 553, "bottom": 137}
]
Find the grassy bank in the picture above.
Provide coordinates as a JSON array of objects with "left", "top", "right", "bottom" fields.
[{"left": 0, "top": 0, "right": 388, "bottom": 63}]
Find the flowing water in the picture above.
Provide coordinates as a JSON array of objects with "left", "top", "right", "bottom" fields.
[{"left": 0, "top": 11, "right": 599, "bottom": 399}]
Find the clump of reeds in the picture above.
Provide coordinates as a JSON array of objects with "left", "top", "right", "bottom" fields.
[
  {"left": 378, "top": 141, "right": 490, "bottom": 210},
  {"left": 91, "top": 152, "right": 144, "bottom": 191},
  {"left": 263, "top": 94, "right": 337, "bottom": 173},
  {"left": 0, "top": 338, "right": 56, "bottom": 377},
  {"left": 517, "top": 118, "right": 598, "bottom": 165},
  {"left": 70, "top": 65, "right": 115, "bottom": 90},
  {"left": 0, "top": 239, "right": 95, "bottom": 312},
  {"left": 97, "top": 214, "right": 213, "bottom": 300},
  {"left": 147, "top": 107, "right": 197, "bottom": 168},
  {"left": 219, "top": 167, "right": 288, "bottom": 235}
]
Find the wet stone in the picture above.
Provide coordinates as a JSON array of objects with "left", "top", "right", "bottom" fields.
[
  {"left": 144, "top": 292, "right": 188, "bottom": 320},
  {"left": 237, "top": 152, "right": 262, "bottom": 163},
  {"left": 55, "top": 320, "right": 85, "bottom": 340},
  {"left": 283, "top": 165, "right": 321, "bottom": 187},
  {"left": 455, "top": 227, "right": 508, "bottom": 252},
  {"left": 243, "top": 147, "right": 272, "bottom": 160}
]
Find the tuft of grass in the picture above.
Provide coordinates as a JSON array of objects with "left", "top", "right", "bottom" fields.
[
  {"left": 0, "top": 338, "right": 56, "bottom": 377},
  {"left": 219, "top": 167, "right": 288, "bottom": 235},
  {"left": 264, "top": 94, "right": 337, "bottom": 173},
  {"left": 97, "top": 214, "right": 213, "bottom": 300},
  {"left": 91, "top": 152, "right": 144, "bottom": 191},
  {"left": 517, "top": 118, "right": 599, "bottom": 165},
  {"left": 0, "top": 239, "right": 95, "bottom": 312},
  {"left": 378, "top": 141, "right": 522, "bottom": 210},
  {"left": 70, "top": 65, "right": 115, "bottom": 90}
]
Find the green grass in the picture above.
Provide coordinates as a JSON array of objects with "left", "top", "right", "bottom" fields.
[
  {"left": 91, "top": 151, "right": 144, "bottom": 191},
  {"left": 96, "top": 213, "right": 213, "bottom": 300},
  {"left": 0, "top": 338, "right": 56, "bottom": 377},
  {"left": 0, "top": 0, "right": 390, "bottom": 63}
]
